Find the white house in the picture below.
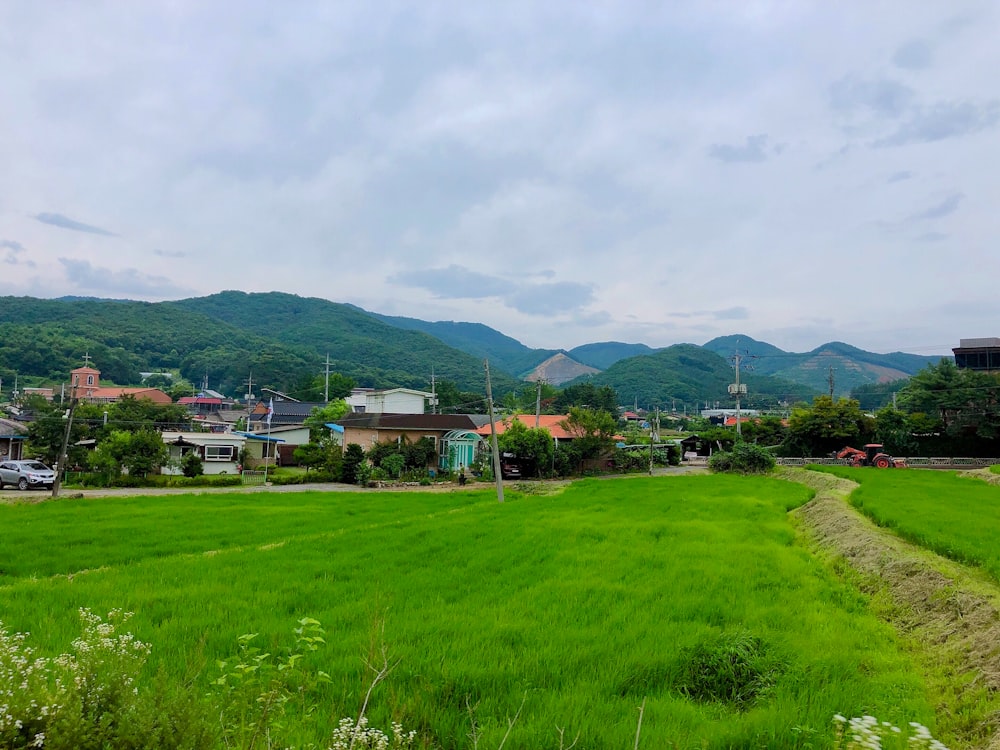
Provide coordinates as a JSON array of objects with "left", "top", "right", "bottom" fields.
[
  {"left": 345, "top": 388, "right": 437, "bottom": 415},
  {"left": 161, "top": 431, "right": 246, "bottom": 475}
]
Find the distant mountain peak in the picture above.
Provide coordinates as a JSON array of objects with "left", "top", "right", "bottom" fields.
[{"left": 525, "top": 353, "right": 599, "bottom": 385}]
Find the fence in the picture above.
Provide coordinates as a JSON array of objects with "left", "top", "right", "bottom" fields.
[
  {"left": 241, "top": 470, "right": 267, "bottom": 486},
  {"left": 776, "top": 457, "right": 999, "bottom": 469}
]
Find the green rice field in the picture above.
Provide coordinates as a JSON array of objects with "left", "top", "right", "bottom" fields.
[
  {"left": 813, "top": 466, "right": 1000, "bottom": 582},
  {"left": 0, "top": 476, "right": 949, "bottom": 748}
]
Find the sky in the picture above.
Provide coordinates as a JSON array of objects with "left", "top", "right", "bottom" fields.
[{"left": 2, "top": 2, "right": 998, "bottom": 357}]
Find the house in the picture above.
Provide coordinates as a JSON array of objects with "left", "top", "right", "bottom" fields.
[
  {"left": 334, "top": 413, "right": 488, "bottom": 471},
  {"left": 345, "top": 388, "right": 437, "bottom": 414},
  {"left": 0, "top": 418, "right": 27, "bottom": 461},
  {"left": 236, "top": 424, "right": 309, "bottom": 466},
  {"left": 21, "top": 387, "right": 55, "bottom": 401},
  {"left": 953, "top": 338, "right": 1000, "bottom": 372},
  {"left": 161, "top": 431, "right": 246, "bottom": 475},
  {"left": 473, "top": 414, "right": 579, "bottom": 445},
  {"left": 248, "top": 399, "right": 325, "bottom": 431},
  {"left": 69, "top": 364, "right": 171, "bottom": 405}
]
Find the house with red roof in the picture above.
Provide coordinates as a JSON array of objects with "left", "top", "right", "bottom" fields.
[{"left": 69, "top": 364, "right": 171, "bottom": 405}]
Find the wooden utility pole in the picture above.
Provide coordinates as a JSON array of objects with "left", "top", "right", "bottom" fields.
[
  {"left": 51, "top": 384, "right": 79, "bottom": 499},
  {"left": 828, "top": 365, "right": 835, "bottom": 399},
  {"left": 484, "top": 360, "right": 504, "bottom": 504},
  {"left": 535, "top": 380, "right": 542, "bottom": 428}
]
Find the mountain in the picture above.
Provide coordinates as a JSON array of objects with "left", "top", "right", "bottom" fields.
[
  {"left": 702, "top": 335, "right": 942, "bottom": 395},
  {"left": 524, "top": 353, "right": 600, "bottom": 385},
  {"left": 362, "top": 310, "right": 556, "bottom": 376},
  {"left": 567, "top": 341, "right": 658, "bottom": 369},
  {"left": 0, "top": 293, "right": 522, "bottom": 396},
  {"left": 566, "top": 343, "right": 817, "bottom": 410}
]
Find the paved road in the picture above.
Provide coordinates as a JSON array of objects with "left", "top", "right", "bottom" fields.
[{"left": 0, "top": 463, "right": 707, "bottom": 503}]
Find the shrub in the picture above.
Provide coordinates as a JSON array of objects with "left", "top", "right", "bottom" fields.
[
  {"left": 180, "top": 451, "right": 204, "bottom": 478},
  {"left": 672, "top": 630, "right": 784, "bottom": 708},
  {"left": 708, "top": 442, "right": 776, "bottom": 475}
]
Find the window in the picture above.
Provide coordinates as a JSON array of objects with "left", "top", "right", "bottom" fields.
[
  {"left": 204, "top": 445, "right": 235, "bottom": 461},
  {"left": 87, "top": 375, "right": 95, "bottom": 385}
]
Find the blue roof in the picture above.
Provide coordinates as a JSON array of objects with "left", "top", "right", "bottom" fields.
[
  {"left": 233, "top": 431, "right": 286, "bottom": 443},
  {"left": 324, "top": 423, "right": 345, "bottom": 433}
]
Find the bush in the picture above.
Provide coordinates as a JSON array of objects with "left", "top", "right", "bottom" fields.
[
  {"left": 672, "top": 630, "right": 784, "bottom": 708},
  {"left": 180, "top": 451, "right": 204, "bottom": 478},
  {"left": 708, "top": 442, "right": 776, "bottom": 475}
]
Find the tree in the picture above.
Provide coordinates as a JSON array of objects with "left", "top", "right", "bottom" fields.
[
  {"left": 497, "top": 419, "right": 555, "bottom": 478},
  {"left": 783, "top": 395, "right": 873, "bottom": 457},
  {"left": 559, "top": 407, "right": 617, "bottom": 460},
  {"left": 180, "top": 451, "right": 204, "bottom": 478},
  {"left": 341, "top": 443, "right": 366, "bottom": 485},
  {"left": 24, "top": 399, "right": 89, "bottom": 468},
  {"left": 874, "top": 408, "right": 919, "bottom": 456},
  {"left": 90, "top": 429, "right": 169, "bottom": 478},
  {"left": 302, "top": 401, "right": 350, "bottom": 442},
  {"left": 553, "top": 383, "right": 618, "bottom": 415}
]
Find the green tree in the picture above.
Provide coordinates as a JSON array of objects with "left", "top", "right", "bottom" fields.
[
  {"left": 180, "top": 450, "right": 204, "bottom": 478},
  {"left": 497, "top": 419, "right": 555, "bottom": 478},
  {"left": 874, "top": 408, "right": 919, "bottom": 456},
  {"left": 302, "top": 400, "right": 350, "bottom": 442},
  {"left": 24, "top": 398, "right": 90, "bottom": 468},
  {"left": 341, "top": 443, "right": 366, "bottom": 485},
  {"left": 553, "top": 383, "right": 618, "bottom": 415},
  {"left": 559, "top": 407, "right": 618, "bottom": 460},
  {"left": 783, "top": 395, "right": 873, "bottom": 457}
]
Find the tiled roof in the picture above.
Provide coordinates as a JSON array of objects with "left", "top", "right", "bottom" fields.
[
  {"left": 474, "top": 414, "right": 578, "bottom": 440},
  {"left": 336, "top": 413, "right": 483, "bottom": 431}
]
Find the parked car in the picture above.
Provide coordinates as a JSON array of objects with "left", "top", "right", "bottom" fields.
[{"left": 0, "top": 460, "right": 56, "bottom": 490}]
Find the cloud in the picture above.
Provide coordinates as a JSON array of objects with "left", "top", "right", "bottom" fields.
[
  {"left": 708, "top": 134, "right": 772, "bottom": 163},
  {"left": 915, "top": 231, "right": 949, "bottom": 243},
  {"left": 1, "top": 239, "right": 34, "bottom": 266},
  {"left": 35, "top": 213, "right": 118, "bottom": 236},
  {"left": 873, "top": 100, "right": 1000, "bottom": 147},
  {"left": 0, "top": 240, "right": 25, "bottom": 253},
  {"left": 505, "top": 281, "right": 595, "bottom": 316},
  {"left": 887, "top": 170, "right": 913, "bottom": 183},
  {"left": 910, "top": 193, "right": 963, "bottom": 220},
  {"left": 58, "top": 258, "right": 192, "bottom": 296},
  {"left": 153, "top": 248, "right": 186, "bottom": 258},
  {"left": 712, "top": 306, "right": 750, "bottom": 321},
  {"left": 893, "top": 39, "right": 933, "bottom": 70},
  {"left": 389, "top": 264, "right": 513, "bottom": 299},
  {"left": 830, "top": 76, "right": 915, "bottom": 119}
]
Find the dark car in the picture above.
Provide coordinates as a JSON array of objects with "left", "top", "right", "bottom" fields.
[{"left": 0, "top": 460, "right": 56, "bottom": 490}]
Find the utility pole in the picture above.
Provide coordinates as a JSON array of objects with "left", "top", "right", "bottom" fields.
[
  {"left": 244, "top": 372, "right": 254, "bottom": 428},
  {"left": 648, "top": 407, "right": 659, "bottom": 475},
  {"left": 324, "top": 354, "right": 331, "bottom": 403},
  {"left": 51, "top": 382, "right": 79, "bottom": 499},
  {"left": 535, "top": 380, "right": 542, "bottom": 428},
  {"left": 430, "top": 367, "right": 437, "bottom": 414},
  {"left": 728, "top": 351, "right": 752, "bottom": 439},
  {"left": 484, "top": 360, "right": 504, "bottom": 504}
]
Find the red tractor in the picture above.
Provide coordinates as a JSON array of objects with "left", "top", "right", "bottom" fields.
[{"left": 836, "top": 444, "right": 905, "bottom": 468}]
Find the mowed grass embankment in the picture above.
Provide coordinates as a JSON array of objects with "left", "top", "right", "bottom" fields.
[
  {"left": 811, "top": 466, "right": 1000, "bottom": 581},
  {"left": 0, "top": 476, "right": 938, "bottom": 749}
]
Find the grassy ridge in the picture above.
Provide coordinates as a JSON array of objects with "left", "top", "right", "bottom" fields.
[
  {"left": 0, "top": 478, "right": 937, "bottom": 748},
  {"left": 811, "top": 467, "right": 1000, "bottom": 581}
]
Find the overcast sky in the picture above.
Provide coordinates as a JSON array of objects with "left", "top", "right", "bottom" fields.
[{"left": 2, "top": 2, "right": 997, "bottom": 356}]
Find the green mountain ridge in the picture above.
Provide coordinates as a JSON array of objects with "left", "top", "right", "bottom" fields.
[{"left": 0, "top": 294, "right": 948, "bottom": 408}]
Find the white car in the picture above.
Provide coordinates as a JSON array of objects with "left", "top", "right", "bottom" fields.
[{"left": 0, "top": 460, "right": 56, "bottom": 490}]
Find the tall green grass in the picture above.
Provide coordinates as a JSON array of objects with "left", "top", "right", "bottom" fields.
[
  {"left": 0, "top": 477, "right": 938, "bottom": 748},
  {"left": 811, "top": 466, "right": 1000, "bottom": 581}
]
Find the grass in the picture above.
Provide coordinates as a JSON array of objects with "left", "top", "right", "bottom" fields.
[
  {"left": 810, "top": 466, "right": 1000, "bottom": 582},
  {"left": 0, "top": 476, "right": 943, "bottom": 748}
]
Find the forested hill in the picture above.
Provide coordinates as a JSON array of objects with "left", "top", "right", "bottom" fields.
[
  {"left": 362, "top": 308, "right": 558, "bottom": 377},
  {"left": 0, "top": 293, "right": 522, "bottom": 395},
  {"left": 701, "top": 335, "right": 944, "bottom": 396},
  {"left": 568, "top": 343, "right": 818, "bottom": 409}
]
